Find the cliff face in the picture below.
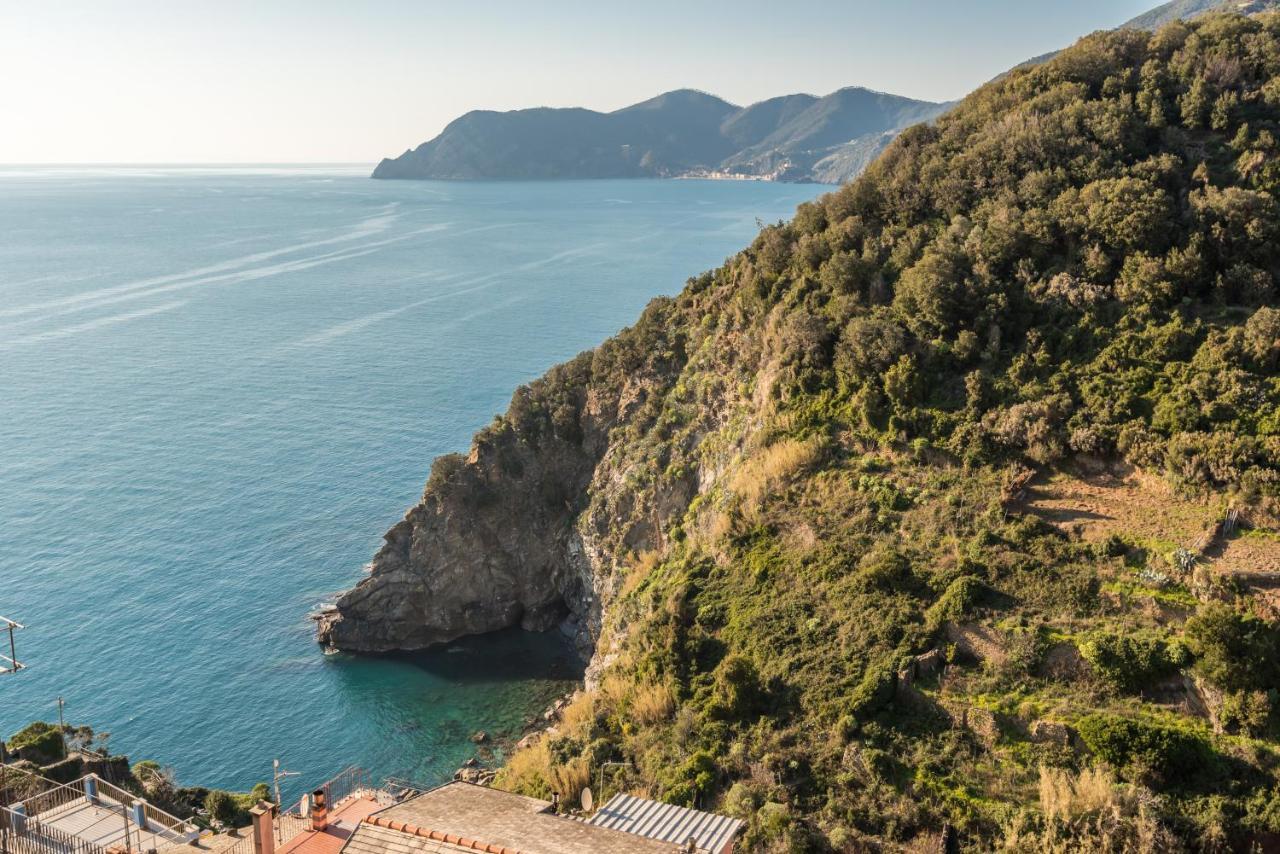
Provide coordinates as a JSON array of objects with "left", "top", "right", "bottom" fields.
[
  {"left": 316, "top": 299, "right": 714, "bottom": 655},
  {"left": 314, "top": 412, "right": 601, "bottom": 650},
  {"left": 316, "top": 354, "right": 614, "bottom": 652}
]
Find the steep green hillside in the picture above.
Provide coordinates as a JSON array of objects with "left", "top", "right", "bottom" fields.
[
  {"left": 332, "top": 12, "right": 1280, "bottom": 851},
  {"left": 487, "top": 15, "right": 1280, "bottom": 850}
]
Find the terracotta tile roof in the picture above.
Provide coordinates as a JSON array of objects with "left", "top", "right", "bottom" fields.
[
  {"left": 280, "top": 830, "right": 349, "bottom": 854},
  {"left": 279, "top": 796, "right": 389, "bottom": 854}
]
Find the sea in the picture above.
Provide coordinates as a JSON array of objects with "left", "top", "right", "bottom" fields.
[{"left": 0, "top": 165, "right": 823, "bottom": 801}]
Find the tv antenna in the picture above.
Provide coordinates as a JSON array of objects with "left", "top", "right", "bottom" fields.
[
  {"left": 0, "top": 616, "right": 24, "bottom": 676},
  {"left": 273, "top": 759, "right": 300, "bottom": 841}
]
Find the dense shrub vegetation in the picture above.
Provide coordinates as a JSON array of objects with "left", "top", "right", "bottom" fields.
[{"left": 490, "top": 13, "right": 1280, "bottom": 851}]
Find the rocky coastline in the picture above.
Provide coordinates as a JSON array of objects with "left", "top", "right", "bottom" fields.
[
  {"left": 451, "top": 689, "right": 578, "bottom": 787},
  {"left": 315, "top": 300, "right": 712, "bottom": 677}
]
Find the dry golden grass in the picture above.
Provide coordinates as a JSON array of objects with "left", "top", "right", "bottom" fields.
[
  {"left": 1039, "top": 766, "right": 1117, "bottom": 824},
  {"left": 729, "top": 436, "right": 825, "bottom": 520},
  {"left": 496, "top": 736, "right": 593, "bottom": 805},
  {"left": 549, "top": 755, "right": 591, "bottom": 802},
  {"left": 630, "top": 681, "right": 676, "bottom": 725},
  {"left": 495, "top": 738, "right": 551, "bottom": 797},
  {"left": 618, "top": 549, "right": 661, "bottom": 599},
  {"left": 558, "top": 691, "right": 596, "bottom": 736},
  {"left": 993, "top": 764, "right": 1178, "bottom": 852},
  {"left": 598, "top": 673, "right": 631, "bottom": 715}
]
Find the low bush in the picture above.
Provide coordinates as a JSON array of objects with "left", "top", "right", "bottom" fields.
[
  {"left": 1076, "top": 714, "right": 1215, "bottom": 784},
  {"left": 204, "top": 790, "right": 238, "bottom": 827},
  {"left": 8, "top": 722, "right": 65, "bottom": 763},
  {"left": 1078, "top": 630, "right": 1186, "bottom": 692}
]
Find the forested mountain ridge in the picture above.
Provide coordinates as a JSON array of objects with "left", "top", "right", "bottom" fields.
[
  {"left": 1123, "top": 0, "right": 1280, "bottom": 31},
  {"left": 370, "top": 87, "right": 950, "bottom": 184},
  {"left": 325, "top": 12, "right": 1280, "bottom": 850},
  {"left": 372, "top": 2, "right": 1280, "bottom": 187}
]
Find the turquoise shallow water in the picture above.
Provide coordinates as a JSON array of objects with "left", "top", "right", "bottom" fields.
[{"left": 0, "top": 166, "right": 822, "bottom": 800}]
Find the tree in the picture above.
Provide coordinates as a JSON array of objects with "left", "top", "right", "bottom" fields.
[
  {"left": 1076, "top": 177, "right": 1173, "bottom": 251},
  {"left": 1185, "top": 603, "right": 1280, "bottom": 692},
  {"left": 1244, "top": 307, "right": 1280, "bottom": 368},
  {"left": 1181, "top": 77, "right": 1212, "bottom": 128},
  {"left": 1211, "top": 91, "right": 1239, "bottom": 132}
]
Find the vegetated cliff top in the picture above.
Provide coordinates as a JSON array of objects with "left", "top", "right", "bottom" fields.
[
  {"left": 370, "top": 86, "right": 949, "bottom": 184},
  {"left": 337, "top": 11, "right": 1280, "bottom": 850}
]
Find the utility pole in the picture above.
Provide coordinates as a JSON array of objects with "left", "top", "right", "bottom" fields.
[
  {"left": 596, "top": 761, "right": 631, "bottom": 806},
  {"left": 56, "top": 698, "right": 67, "bottom": 757}
]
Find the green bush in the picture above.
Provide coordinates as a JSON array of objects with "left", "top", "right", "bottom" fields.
[
  {"left": 8, "top": 722, "right": 65, "bottom": 763},
  {"left": 847, "top": 662, "right": 897, "bottom": 722},
  {"left": 1076, "top": 714, "right": 1214, "bottom": 782},
  {"left": 1185, "top": 603, "right": 1280, "bottom": 692},
  {"left": 1078, "top": 630, "right": 1185, "bottom": 692},
  {"left": 1219, "top": 690, "right": 1274, "bottom": 736},
  {"left": 713, "top": 655, "right": 763, "bottom": 720},
  {"left": 662, "top": 751, "right": 717, "bottom": 807},
  {"left": 204, "top": 790, "right": 238, "bottom": 827},
  {"left": 1244, "top": 787, "right": 1280, "bottom": 834},
  {"left": 925, "top": 575, "right": 986, "bottom": 628},
  {"left": 722, "top": 781, "right": 763, "bottom": 818}
]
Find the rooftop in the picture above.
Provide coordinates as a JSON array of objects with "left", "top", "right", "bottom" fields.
[
  {"left": 0, "top": 765, "right": 197, "bottom": 854},
  {"left": 346, "top": 783, "right": 677, "bottom": 854},
  {"left": 278, "top": 794, "right": 385, "bottom": 854},
  {"left": 588, "top": 794, "right": 744, "bottom": 853}
]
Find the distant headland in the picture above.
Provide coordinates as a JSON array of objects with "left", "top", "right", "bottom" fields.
[{"left": 371, "top": 87, "right": 952, "bottom": 185}]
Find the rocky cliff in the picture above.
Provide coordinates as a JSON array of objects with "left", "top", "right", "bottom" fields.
[{"left": 316, "top": 298, "right": 709, "bottom": 657}]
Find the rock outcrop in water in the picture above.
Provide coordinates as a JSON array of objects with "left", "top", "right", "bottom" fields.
[{"left": 316, "top": 306, "right": 699, "bottom": 655}]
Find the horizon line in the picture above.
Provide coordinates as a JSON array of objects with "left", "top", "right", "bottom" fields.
[{"left": 0, "top": 161, "right": 376, "bottom": 167}]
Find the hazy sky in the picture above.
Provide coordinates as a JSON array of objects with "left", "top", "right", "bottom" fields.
[{"left": 2, "top": 0, "right": 1158, "bottom": 164}]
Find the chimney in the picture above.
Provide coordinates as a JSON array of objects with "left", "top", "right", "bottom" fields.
[
  {"left": 311, "top": 790, "right": 328, "bottom": 832},
  {"left": 250, "top": 801, "right": 276, "bottom": 854}
]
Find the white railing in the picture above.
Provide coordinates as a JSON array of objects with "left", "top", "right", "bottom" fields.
[
  {"left": 0, "top": 765, "right": 196, "bottom": 852},
  {"left": 90, "top": 778, "right": 197, "bottom": 843},
  {"left": 1, "top": 803, "right": 110, "bottom": 854}
]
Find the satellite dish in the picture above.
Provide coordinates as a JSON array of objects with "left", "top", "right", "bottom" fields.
[{"left": 581, "top": 787, "right": 594, "bottom": 812}]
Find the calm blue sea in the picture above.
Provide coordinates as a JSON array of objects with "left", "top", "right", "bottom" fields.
[{"left": 0, "top": 166, "right": 822, "bottom": 799}]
